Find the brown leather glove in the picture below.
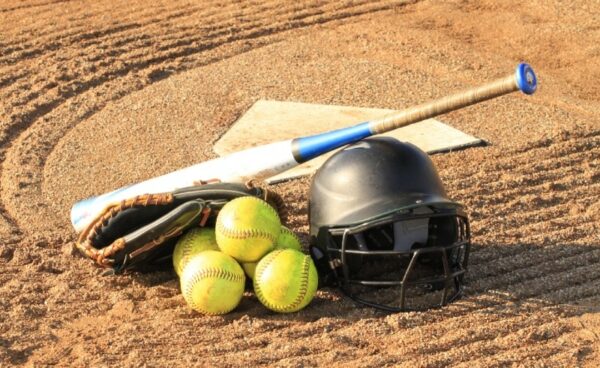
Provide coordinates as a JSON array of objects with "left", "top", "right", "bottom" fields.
[{"left": 75, "top": 182, "right": 281, "bottom": 273}]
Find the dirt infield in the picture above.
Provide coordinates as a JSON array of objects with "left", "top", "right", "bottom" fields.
[{"left": 1, "top": 0, "right": 599, "bottom": 366}]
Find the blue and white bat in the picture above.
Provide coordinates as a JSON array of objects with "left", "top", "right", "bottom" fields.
[{"left": 71, "top": 63, "right": 537, "bottom": 232}]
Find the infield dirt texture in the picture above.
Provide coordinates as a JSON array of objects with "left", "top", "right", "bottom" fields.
[{"left": 1, "top": 0, "right": 599, "bottom": 366}]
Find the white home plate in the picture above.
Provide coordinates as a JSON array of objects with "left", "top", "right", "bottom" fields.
[{"left": 214, "top": 100, "right": 484, "bottom": 184}]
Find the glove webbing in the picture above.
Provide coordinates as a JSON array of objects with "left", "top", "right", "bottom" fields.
[{"left": 76, "top": 193, "right": 176, "bottom": 268}]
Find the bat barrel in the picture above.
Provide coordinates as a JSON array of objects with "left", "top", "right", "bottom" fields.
[{"left": 370, "top": 63, "right": 537, "bottom": 134}]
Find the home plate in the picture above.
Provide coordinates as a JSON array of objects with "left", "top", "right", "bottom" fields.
[{"left": 214, "top": 100, "right": 485, "bottom": 184}]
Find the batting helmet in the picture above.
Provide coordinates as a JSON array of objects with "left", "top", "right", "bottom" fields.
[{"left": 309, "top": 137, "right": 471, "bottom": 312}]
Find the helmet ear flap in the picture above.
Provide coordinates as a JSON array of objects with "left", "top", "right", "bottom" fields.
[
  {"left": 310, "top": 229, "right": 334, "bottom": 277},
  {"left": 311, "top": 228, "right": 365, "bottom": 286}
]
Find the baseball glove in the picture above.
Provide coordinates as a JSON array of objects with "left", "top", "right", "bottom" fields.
[{"left": 75, "top": 182, "right": 281, "bottom": 274}]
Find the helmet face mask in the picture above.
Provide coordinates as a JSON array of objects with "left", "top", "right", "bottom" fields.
[
  {"left": 309, "top": 137, "right": 471, "bottom": 312},
  {"left": 312, "top": 206, "right": 470, "bottom": 311}
]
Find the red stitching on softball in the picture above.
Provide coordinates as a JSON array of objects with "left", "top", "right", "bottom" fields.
[{"left": 183, "top": 266, "right": 245, "bottom": 315}]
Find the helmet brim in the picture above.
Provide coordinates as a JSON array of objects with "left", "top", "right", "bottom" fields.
[{"left": 325, "top": 193, "right": 463, "bottom": 230}]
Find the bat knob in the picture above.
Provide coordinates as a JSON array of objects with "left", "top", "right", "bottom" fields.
[{"left": 515, "top": 63, "right": 537, "bottom": 95}]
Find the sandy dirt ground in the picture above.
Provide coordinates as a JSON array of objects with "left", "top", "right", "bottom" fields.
[{"left": 1, "top": 0, "right": 599, "bottom": 366}]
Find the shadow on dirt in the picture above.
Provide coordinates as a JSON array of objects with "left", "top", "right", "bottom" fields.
[
  {"left": 127, "top": 241, "right": 600, "bottom": 323},
  {"left": 466, "top": 241, "right": 600, "bottom": 310}
]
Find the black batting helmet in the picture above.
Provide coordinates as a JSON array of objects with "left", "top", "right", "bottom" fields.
[{"left": 309, "top": 137, "right": 470, "bottom": 312}]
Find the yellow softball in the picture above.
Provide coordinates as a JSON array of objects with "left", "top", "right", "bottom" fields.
[
  {"left": 275, "top": 226, "right": 303, "bottom": 252},
  {"left": 215, "top": 196, "right": 281, "bottom": 263},
  {"left": 180, "top": 250, "right": 245, "bottom": 315},
  {"left": 253, "top": 249, "right": 318, "bottom": 313},
  {"left": 241, "top": 226, "right": 302, "bottom": 279},
  {"left": 172, "top": 227, "right": 219, "bottom": 276}
]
